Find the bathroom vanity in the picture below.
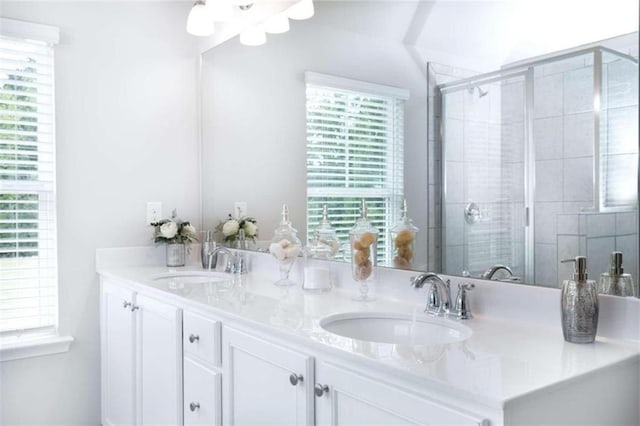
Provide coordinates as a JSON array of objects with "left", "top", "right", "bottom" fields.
[{"left": 98, "top": 248, "right": 640, "bottom": 426}]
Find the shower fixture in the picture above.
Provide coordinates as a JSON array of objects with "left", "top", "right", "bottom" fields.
[{"left": 467, "top": 86, "right": 489, "bottom": 98}]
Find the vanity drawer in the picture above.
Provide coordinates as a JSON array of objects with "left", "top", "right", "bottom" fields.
[
  {"left": 183, "top": 311, "right": 221, "bottom": 367},
  {"left": 184, "top": 357, "right": 221, "bottom": 426}
]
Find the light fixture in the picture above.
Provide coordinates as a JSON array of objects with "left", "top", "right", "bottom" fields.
[
  {"left": 186, "top": 0, "right": 215, "bottom": 36},
  {"left": 286, "top": 0, "right": 314, "bottom": 20},
  {"left": 240, "top": 24, "right": 266, "bottom": 46},
  {"left": 207, "top": 0, "right": 234, "bottom": 22},
  {"left": 264, "top": 12, "right": 290, "bottom": 34}
]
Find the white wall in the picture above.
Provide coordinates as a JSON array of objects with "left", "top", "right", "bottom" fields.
[
  {"left": 201, "top": 19, "right": 429, "bottom": 265},
  {"left": 0, "top": 3, "right": 200, "bottom": 424}
]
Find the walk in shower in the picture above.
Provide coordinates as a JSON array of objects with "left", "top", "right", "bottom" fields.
[{"left": 437, "top": 46, "right": 639, "bottom": 287}]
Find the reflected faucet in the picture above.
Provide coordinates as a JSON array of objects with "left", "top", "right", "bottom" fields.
[
  {"left": 481, "top": 264, "right": 513, "bottom": 280},
  {"left": 410, "top": 272, "right": 451, "bottom": 316},
  {"left": 207, "top": 246, "right": 248, "bottom": 274}
]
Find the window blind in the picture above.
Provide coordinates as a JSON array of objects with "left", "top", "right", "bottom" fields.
[
  {"left": 599, "top": 56, "right": 638, "bottom": 211},
  {"left": 0, "top": 28, "right": 58, "bottom": 334},
  {"left": 305, "top": 73, "right": 406, "bottom": 264}
]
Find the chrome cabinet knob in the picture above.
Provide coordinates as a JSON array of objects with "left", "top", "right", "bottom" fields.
[
  {"left": 314, "top": 383, "right": 329, "bottom": 397},
  {"left": 130, "top": 305, "right": 139, "bottom": 312},
  {"left": 123, "top": 301, "right": 132, "bottom": 309},
  {"left": 189, "top": 334, "right": 200, "bottom": 343},
  {"left": 189, "top": 402, "right": 200, "bottom": 412},
  {"left": 289, "top": 373, "right": 303, "bottom": 386}
]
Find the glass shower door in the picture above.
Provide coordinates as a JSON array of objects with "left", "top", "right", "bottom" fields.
[{"left": 441, "top": 72, "right": 530, "bottom": 281}]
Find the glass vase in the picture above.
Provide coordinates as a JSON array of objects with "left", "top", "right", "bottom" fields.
[
  {"left": 166, "top": 242, "right": 186, "bottom": 267},
  {"left": 269, "top": 204, "right": 302, "bottom": 287},
  {"left": 349, "top": 200, "right": 378, "bottom": 302},
  {"left": 276, "top": 258, "right": 296, "bottom": 287}
]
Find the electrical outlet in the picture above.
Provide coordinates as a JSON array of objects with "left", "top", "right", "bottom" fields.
[
  {"left": 147, "top": 202, "right": 162, "bottom": 224},
  {"left": 234, "top": 201, "right": 247, "bottom": 218}
]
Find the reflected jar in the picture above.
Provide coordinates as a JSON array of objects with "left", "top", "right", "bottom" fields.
[
  {"left": 390, "top": 200, "right": 419, "bottom": 270},
  {"left": 349, "top": 200, "right": 378, "bottom": 302}
]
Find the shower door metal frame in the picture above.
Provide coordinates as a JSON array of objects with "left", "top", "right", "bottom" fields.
[{"left": 438, "top": 69, "right": 533, "bottom": 282}]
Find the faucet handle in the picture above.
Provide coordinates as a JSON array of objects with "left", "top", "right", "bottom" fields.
[{"left": 450, "top": 282, "right": 475, "bottom": 320}]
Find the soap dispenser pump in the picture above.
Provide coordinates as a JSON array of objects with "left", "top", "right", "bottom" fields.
[
  {"left": 560, "top": 256, "right": 599, "bottom": 344},
  {"left": 599, "top": 251, "right": 636, "bottom": 297}
]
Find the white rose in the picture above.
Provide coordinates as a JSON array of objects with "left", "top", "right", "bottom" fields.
[
  {"left": 183, "top": 224, "right": 196, "bottom": 235},
  {"left": 222, "top": 219, "right": 240, "bottom": 236},
  {"left": 243, "top": 221, "right": 257, "bottom": 237},
  {"left": 160, "top": 221, "right": 178, "bottom": 239}
]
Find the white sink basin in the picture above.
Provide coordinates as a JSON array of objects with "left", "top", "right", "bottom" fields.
[
  {"left": 320, "top": 312, "right": 472, "bottom": 345},
  {"left": 151, "top": 270, "right": 231, "bottom": 284}
]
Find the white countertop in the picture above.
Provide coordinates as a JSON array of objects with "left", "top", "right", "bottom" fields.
[{"left": 97, "top": 260, "right": 640, "bottom": 411}]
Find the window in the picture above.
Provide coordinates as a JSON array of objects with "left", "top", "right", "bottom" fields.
[
  {"left": 305, "top": 72, "right": 408, "bottom": 263},
  {"left": 0, "top": 19, "right": 59, "bottom": 335}
]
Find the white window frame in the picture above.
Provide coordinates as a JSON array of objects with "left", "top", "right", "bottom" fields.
[
  {"left": 305, "top": 72, "right": 408, "bottom": 264},
  {"left": 0, "top": 18, "right": 72, "bottom": 361}
]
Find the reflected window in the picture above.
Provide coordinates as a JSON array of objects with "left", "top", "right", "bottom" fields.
[{"left": 305, "top": 72, "right": 408, "bottom": 262}]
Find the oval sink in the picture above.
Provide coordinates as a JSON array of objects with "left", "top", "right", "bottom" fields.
[
  {"left": 151, "top": 270, "right": 231, "bottom": 285},
  {"left": 320, "top": 312, "right": 472, "bottom": 345}
]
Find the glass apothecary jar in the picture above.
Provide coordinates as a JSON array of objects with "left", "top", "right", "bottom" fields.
[
  {"left": 390, "top": 199, "right": 419, "bottom": 270},
  {"left": 349, "top": 199, "right": 378, "bottom": 301},
  {"left": 268, "top": 204, "right": 302, "bottom": 287},
  {"left": 302, "top": 231, "right": 333, "bottom": 292}
]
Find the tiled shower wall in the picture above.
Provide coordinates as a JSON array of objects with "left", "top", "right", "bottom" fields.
[
  {"left": 557, "top": 211, "right": 638, "bottom": 289},
  {"left": 426, "top": 63, "right": 477, "bottom": 272},
  {"left": 533, "top": 54, "right": 597, "bottom": 286},
  {"left": 534, "top": 52, "right": 638, "bottom": 288}
]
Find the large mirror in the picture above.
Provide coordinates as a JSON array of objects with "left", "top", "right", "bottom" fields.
[{"left": 201, "top": 0, "right": 639, "bottom": 294}]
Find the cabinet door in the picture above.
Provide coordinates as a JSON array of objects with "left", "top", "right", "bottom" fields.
[
  {"left": 223, "top": 327, "right": 314, "bottom": 426},
  {"left": 184, "top": 357, "right": 222, "bottom": 426},
  {"left": 315, "top": 362, "right": 488, "bottom": 426},
  {"left": 101, "top": 281, "right": 136, "bottom": 426},
  {"left": 135, "top": 294, "right": 183, "bottom": 426}
]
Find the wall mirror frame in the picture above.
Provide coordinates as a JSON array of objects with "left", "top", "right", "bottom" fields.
[{"left": 199, "top": 0, "right": 639, "bottom": 296}]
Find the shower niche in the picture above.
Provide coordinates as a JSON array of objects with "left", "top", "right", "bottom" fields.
[{"left": 435, "top": 46, "right": 639, "bottom": 288}]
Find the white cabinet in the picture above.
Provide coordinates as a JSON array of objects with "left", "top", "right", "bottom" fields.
[
  {"left": 101, "top": 281, "right": 136, "bottom": 426},
  {"left": 222, "top": 327, "right": 314, "bottom": 426},
  {"left": 100, "top": 279, "right": 183, "bottom": 426},
  {"left": 315, "top": 362, "right": 489, "bottom": 426},
  {"left": 136, "top": 293, "right": 183, "bottom": 426}
]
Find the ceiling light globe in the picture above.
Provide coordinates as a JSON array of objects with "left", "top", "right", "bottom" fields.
[
  {"left": 264, "top": 13, "right": 290, "bottom": 34},
  {"left": 287, "top": 0, "right": 314, "bottom": 20},
  {"left": 187, "top": 2, "right": 215, "bottom": 36},
  {"left": 208, "top": 0, "right": 234, "bottom": 22},
  {"left": 240, "top": 24, "right": 267, "bottom": 46}
]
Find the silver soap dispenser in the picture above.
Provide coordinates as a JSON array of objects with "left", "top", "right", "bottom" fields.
[
  {"left": 599, "top": 251, "right": 636, "bottom": 297},
  {"left": 560, "top": 256, "right": 599, "bottom": 344}
]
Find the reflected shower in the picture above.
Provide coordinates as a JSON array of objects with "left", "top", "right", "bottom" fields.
[{"left": 468, "top": 86, "right": 489, "bottom": 98}]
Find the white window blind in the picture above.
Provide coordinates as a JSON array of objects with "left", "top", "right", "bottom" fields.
[
  {"left": 305, "top": 72, "right": 407, "bottom": 263},
  {"left": 0, "top": 21, "right": 58, "bottom": 334},
  {"left": 599, "top": 55, "right": 638, "bottom": 211}
]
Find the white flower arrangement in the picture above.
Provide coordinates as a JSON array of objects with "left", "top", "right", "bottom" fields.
[
  {"left": 151, "top": 215, "right": 198, "bottom": 245},
  {"left": 216, "top": 214, "right": 258, "bottom": 243}
]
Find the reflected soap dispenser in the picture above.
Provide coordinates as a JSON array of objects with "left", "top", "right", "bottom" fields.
[
  {"left": 560, "top": 256, "right": 599, "bottom": 344},
  {"left": 598, "top": 251, "right": 636, "bottom": 297}
]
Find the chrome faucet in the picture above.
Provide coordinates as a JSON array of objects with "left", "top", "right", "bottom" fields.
[
  {"left": 481, "top": 264, "right": 513, "bottom": 280},
  {"left": 451, "top": 283, "right": 475, "bottom": 319},
  {"left": 207, "top": 246, "right": 248, "bottom": 274},
  {"left": 410, "top": 272, "right": 451, "bottom": 316}
]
